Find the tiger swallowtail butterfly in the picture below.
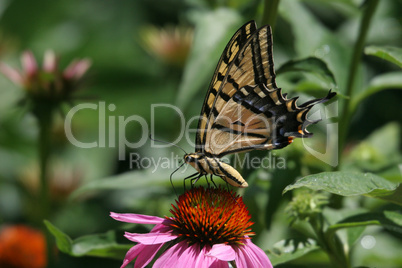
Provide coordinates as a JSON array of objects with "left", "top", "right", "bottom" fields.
[{"left": 183, "top": 21, "right": 336, "bottom": 187}]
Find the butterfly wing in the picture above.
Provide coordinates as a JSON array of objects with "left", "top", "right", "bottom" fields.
[
  {"left": 195, "top": 21, "right": 277, "bottom": 152},
  {"left": 204, "top": 84, "right": 336, "bottom": 157}
]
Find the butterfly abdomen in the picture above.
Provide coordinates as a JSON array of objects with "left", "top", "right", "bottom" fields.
[{"left": 184, "top": 153, "right": 248, "bottom": 188}]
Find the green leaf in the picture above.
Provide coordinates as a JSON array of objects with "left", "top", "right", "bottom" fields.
[
  {"left": 322, "top": 208, "right": 368, "bottom": 247},
  {"left": 345, "top": 122, "right": 401, "bottom": 172},
  {"left": 70, "top": 232, "right": 130, "bottom": 259},
  {"left": 70, "top": 169, "right": 170, "bottom": 200},
  {"left": 361, "top": 123, "right": 400, "bottom": 159},
  {"left": 276, "top": 57, "right": 337, "bottom": 88},
  {"left": 351, "top": 71, "right": 402, "bottom": 112},
  {"left": 283, "top": 171, "right": 398, "bottom": 198},
  {"left": 45, "top": 220, "right": 130, "bottom": 259},
  {"left": 346, "top": 226, "right": 366, "bottom": 247},
  {"left": 365, "top": 46, "right": 402, "bottom": 67},
  {"left": 44, "top": 220, "right": 73, "bottom": 254},
  {"left": 279, "top": 0, "right": 351, "bottom": 91},
  {"left": 384, "top": 210, "right": 402, "bottom": 226},
  {"left": 325, "top": 211, "right": 402, "bottom": 253},
  {"left": 378, "top": 184, "right": 402, "bottom": 206},
  {"left": 176, "top": 8, "right": 241, "bottom": 110},
  {"left": 328, "top": 211, "right": 402, "bottom": 235},
  {"left": 267, "top": 238, "right": 319, "bottom": 265}
]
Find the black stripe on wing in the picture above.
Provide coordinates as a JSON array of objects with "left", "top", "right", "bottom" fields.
[
  {"left": 232, "top": 85, "right": 336, "bottom": 139},
  {"left": 205, "top": 84, "right": 336, "bottom": 158},
  {"left": 251, "top": 31, "right": 267, "bottom": 85}
]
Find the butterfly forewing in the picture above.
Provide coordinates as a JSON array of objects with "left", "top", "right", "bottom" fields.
[
  {"left": 195, "top": 21, "right": 258, "bottom": 152},
  {"left": 196, "top": 22, "right": 278, "bottom": 153}
]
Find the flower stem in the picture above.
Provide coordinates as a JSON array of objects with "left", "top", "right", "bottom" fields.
[
  {"left": 37, "top": 110, "right": 52, "bottom": 220},
  {"left": 338, "top": 0, "right": 379, "bottom": 161},
  {"left": 261, "top": 0, "right": 280, "bottom": 30},
  {"left": 310, "top": 215, "right": 350, "bottom": 268},
  {"left": 34, "top": 103, "right": 55, "bottom": 266}
]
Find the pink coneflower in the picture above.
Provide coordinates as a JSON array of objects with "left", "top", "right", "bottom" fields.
[
  {"left": 0, "top": 50, "right": 91, "bottom": 104},
  {"left": 140, "top": 25, "right": 193, "bottom": 67},
  {"left": 111, "top": 187, "right": 272, "bottom": 268}
]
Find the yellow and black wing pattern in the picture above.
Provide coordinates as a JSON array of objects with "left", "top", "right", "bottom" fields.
[{"left": 195, "top": 20, "right": 336, "bottom": 158}]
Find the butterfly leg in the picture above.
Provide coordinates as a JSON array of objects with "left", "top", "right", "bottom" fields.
[
  {"left": 210, "top": 175, "right": 218, "bottom": 189},
  {"left": 183, "top": 172, "right": 200, "bottom": 190},
  {"left": 204, "top": 175, "right": 210, "bottom": 188},
  {"left": 190, "top": 174, "right": 203, "bottom": 188},
  {"left": 224, "top": 179, "right": 231, "bottom": 192}
]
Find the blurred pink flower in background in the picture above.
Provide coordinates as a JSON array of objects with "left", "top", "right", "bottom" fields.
[
  {"left": 141, "top": 25, "right": 193, "bottom": 68},
  {"left": 0, "top": 50, "right": 91, "bottom": 104}
]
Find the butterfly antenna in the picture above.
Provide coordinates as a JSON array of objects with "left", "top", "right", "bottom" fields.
[
  {"left": 149, "top": 135, "right": 188, "bottom": 155},
  {"left": 170, "top": 160, "right": 186, "bottom": 197}
]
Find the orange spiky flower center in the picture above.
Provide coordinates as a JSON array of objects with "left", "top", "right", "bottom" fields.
[{"left": 167, "top": 187, "right": 254, "bottom": 247}]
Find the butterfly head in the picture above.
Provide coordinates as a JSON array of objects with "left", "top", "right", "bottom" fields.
[
  {"left": 184, "top": 153, "right": 198, "bottom": 164},
  {"left": 184, "top": 152, "right": 206, "bottom": 168}
]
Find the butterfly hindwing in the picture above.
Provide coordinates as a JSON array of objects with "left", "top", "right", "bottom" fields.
[{"left": 204, "top": 84, "right": 335, "bottom": 157}]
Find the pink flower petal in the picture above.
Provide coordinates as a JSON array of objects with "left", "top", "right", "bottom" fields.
[
  {"left": 153, "top": 241, "right": 221, "bottom": 268},
  {"left": 63, "top": 58, "right": 91, "bottom": 80},
  {"left": 149, "top": 222, "right": 174, "bottom": 233},
  {"left": 110, "top": 212, "right": 164, "bottom": 224},
  {"left": 43, "top": 50, "right": 58, "bottom": 73},
  {"left": 242, "top": 239, "right": 272, "bottom": 268},
  {"left": 124, "top": 231, "right": 177, "bottom": 245},
  {"left": 0, "top": 63, "right": 24, "bottom": 85},
  {"left": 153, "top": 240, "right": 188, "bottom": 268},
  {"left": 120, "top": 243, "right": 162, "bottom": 268},
  {"left": 117, "top": 220, "right": 175, "bottom": 267},
  {"left": 193, "top": 245, "right": 209, "bottom": 268},
  {"left": 120, "top": 243, "right": 144, "bottom": 268},
  {"left": 21, "top": 50, "right": 37, "bottom": 77},
  {"left": 234, "top": 239, "right": 272, "bottom": 268},
  {"left": 176, "top": 244, "right": 198, "bottom": 268},
  {"left": 207, "top": 243, "right": 236, "bottom": 261},
  {"left": 133, "top": 243, "right": 164, "bottom": 268},
  {"left": 235, "top": 247, "right": 257, "bottom": 268},
  {"left": 194, "top": 245, "right": 229, "bottom": 268},
  {"left": 211, "top": 259, "right": 230, "bottom": 268},
  {"left": 175, "top": 243, "right": 221, "bottom": 268}
]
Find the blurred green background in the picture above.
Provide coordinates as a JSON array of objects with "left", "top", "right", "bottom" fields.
[{"left": 0, "top": 0, "right": 401, "bottom": 267}]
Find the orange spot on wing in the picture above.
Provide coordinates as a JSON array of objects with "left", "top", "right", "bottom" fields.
[{"left": 298, "top": 125, "right": 304, "bottom": 135}]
